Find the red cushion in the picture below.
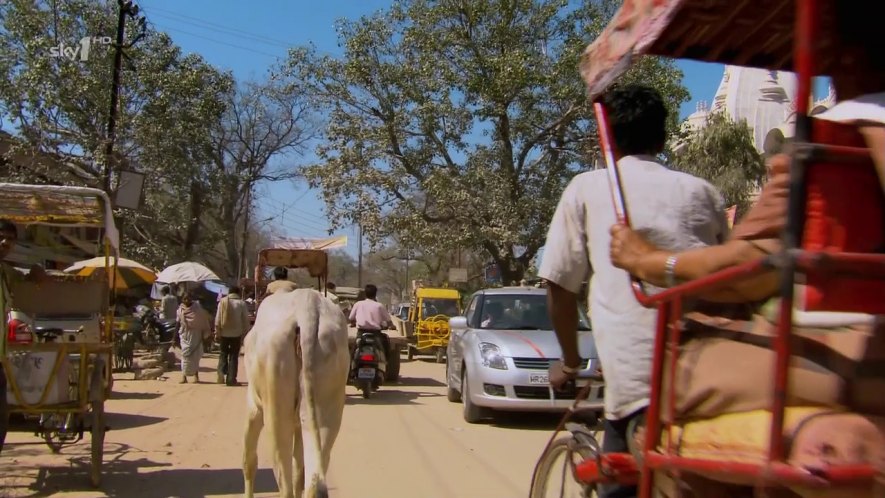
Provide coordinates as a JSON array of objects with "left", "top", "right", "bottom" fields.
[{"left": 799, "top": 119, "right": 885, "bottom": 313}]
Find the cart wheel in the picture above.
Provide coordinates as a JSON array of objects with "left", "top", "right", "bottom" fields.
[
  {"left": 407, "top": 346, "right": 414, "bottom": 361},
  {"left": 43, "top": 431, "right": 64, "bottom": 453},
  {"left": 90, "top": 400, "right": 105, "bottom": 488},
  {"left": 529, "top": 436, "right": 597, "bottom": 498},
  {"left": 41, "top": 414, "right": 65, "bottom": 453}
]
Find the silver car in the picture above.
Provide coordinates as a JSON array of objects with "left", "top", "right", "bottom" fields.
[{"left": 446, "top": 286, "right": 604, "bottom": 424}]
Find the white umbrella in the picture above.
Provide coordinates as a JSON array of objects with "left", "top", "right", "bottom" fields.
[{"left": 155, "top": 262, "right": 220, "bottom": 283}]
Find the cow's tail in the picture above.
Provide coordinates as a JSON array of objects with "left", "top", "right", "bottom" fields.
[{"left": 299, "top": 292, "right": 329, "bottom": 498}]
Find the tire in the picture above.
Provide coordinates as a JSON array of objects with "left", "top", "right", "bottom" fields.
[
  {"left": 435, "top": 347, "right": 445, "bottom": 364},
  {"left": 385, "top": 346, "right": 401, "bottom": 382},
  {"left": 90, "top": 400, "right": 105, "bottom": 488},
  {"left": 360, "top": 380, "right": 372, "bottom": 399},
  {"left": 530, "top": 436, "right": 597, "bottom": 498},
  {"left": 446, "top": 363, "right": 461, "bottom": 402},
  {"left": 407, "top": 346, "right": 414, "bottom": 361},
  {"left": 462, "top": 369, "right": 489, "bottom": 424}
]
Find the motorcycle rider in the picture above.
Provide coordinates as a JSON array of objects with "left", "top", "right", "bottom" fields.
[{"left": 348, "top": 284, "right": 393, "bottom": 364}]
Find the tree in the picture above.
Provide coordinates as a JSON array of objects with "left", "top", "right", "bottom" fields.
[
  {"left": 206, "top": 80, "right": 315, "bottom": 279},
  {"left": 285, "top": 0, "right": 688, "bottom": 283},
  {"left": 0, "top": 0, "right": 233, "bottom": 270},
  {"left": 672, "top": 112, "right": 767, "bottom": 215}
]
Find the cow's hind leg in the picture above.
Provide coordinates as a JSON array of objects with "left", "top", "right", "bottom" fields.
[
  {"left": 266, "top": 363, "right": 298, "bottom": 498},
  {"left": 293, "top": 402, "right": 305, "bottom": 498},
  {"left": 243, "top": 395, "right": 263, "bottom": 498}
]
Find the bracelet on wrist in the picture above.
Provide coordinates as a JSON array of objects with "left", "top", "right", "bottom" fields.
[
  {"left": 664, "top": 254, "right": 678, "bottom": 288},
  {"left": 560, "top": 363, "right": 581, "bottom": 375}
]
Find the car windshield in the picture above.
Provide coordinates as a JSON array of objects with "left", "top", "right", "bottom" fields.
[
  {"left": 479, "top": 293, "right": 590, "bottom": 331},
  {"left": 421, "top": 298, "right": 460, "bottom": 317}
]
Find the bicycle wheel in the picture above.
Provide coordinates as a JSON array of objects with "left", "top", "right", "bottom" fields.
[{"left": 530, "top": 436, "right": 597, "bottom": 498}]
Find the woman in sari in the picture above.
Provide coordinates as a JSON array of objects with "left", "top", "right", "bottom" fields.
[{"left": 176, "top": 293, "right": 211, "bottom": 384}]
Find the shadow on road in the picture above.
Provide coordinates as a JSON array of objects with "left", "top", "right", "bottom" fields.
[
  {"left": 488, "top": 411, "right": 604, "bottom": 433},
  {"left": 394, "top": 376, "right": 445, "bottom": 388},
  {"left": 2, "top": 441, "right": 278, "bottom": 498},
  {"left": 345, "top": 389, "right": 443, "bottom": 406},
  {"left": 105, "top": 412, "right": 167, "bottom": 431},
  {"left": 109, "top": 391, "right": 163, "bottom": 401}
]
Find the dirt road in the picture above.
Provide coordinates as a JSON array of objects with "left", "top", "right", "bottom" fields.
[{"left": 1, "top": 354, "right": 566, "bottom": 498}]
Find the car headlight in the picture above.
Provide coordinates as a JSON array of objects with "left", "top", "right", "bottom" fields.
[{"left": 479, "top": 342, "right": 508, "bottom": 370}]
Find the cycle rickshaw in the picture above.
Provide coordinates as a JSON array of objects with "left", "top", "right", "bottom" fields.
[
  {"left": 2, "top": 184, "right": 118, "bottom": 487},
  {"left": 531, "top": 1, "right": 884, "bottom": 497}
]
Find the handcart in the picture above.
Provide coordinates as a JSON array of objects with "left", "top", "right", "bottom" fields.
[
  {"left": 530, "top": 1, "right": 884, "bottom": 497},
  {"left": 2, "top": 184, "right": 119, "bottom": 487}
]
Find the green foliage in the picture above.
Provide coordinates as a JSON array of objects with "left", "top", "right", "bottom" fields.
[
  {"left": 285, "top": 0, "right": 688, "bottom": 282},
  {"left": 672, "top": 111, "right": 767, "bottom": 214},
  {"left": 0, "top": 1, "right": 310, "bottom": 278}
]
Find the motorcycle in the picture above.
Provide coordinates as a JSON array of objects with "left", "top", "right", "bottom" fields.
[
  {"left": 134, "top": 306, "right": 177, "bottom": 348},
  {"left": 349, "top": 329, "right": 389, "bottom": 399}
]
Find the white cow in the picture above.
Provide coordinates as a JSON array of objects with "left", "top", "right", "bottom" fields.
[{"left": 243, "top": 289, "right": 350, "bottom": 498}]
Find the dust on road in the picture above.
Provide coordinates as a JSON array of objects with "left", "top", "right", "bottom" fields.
[{"left": 1, "top": 354, "right": 565, "bottom": 498}]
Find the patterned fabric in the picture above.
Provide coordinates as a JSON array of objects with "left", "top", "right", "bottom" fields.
[{"left": 579, "top": 0, "right": 684, "bottom": 98}]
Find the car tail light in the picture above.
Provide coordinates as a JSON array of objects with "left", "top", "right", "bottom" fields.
[
  {"left": 359, "top": 354, "right": 375, "bottom": 362},
  {"left": 7, "top": 318, "right": 33, "bottom": 344}
]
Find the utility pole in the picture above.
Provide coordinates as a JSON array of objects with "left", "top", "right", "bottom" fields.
[
  {"left": 103, "top": 0, "right": 144, "bottom": 196},
  {"left": 357, "top": 222, "right": 363, "bottom": 288},
  {"left": 237, "top": 186, "right": 252, "bottom": 283}
]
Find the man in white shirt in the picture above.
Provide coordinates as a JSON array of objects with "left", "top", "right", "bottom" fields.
[
  {"left": 349, "top": 284, "right": 393, "bottom": 361},
  {"left": 539, "top": 84, "right": 727, "bottom": 498}
]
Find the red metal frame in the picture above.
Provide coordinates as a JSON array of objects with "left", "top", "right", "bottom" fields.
[{"left": 571, "top": 1, "right": 883, "bottom": 496}]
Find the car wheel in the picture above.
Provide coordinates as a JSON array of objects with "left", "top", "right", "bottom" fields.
[
  {"left": 446, "top": 362, "right": 461, "bottom": 403},
  {"left": 462, "top": 369, "right": 489, "bottom": 424}
]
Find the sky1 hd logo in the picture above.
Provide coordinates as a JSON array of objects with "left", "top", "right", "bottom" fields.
[{"left": 48, "top": 36, "right": 112, "bottom": 62}]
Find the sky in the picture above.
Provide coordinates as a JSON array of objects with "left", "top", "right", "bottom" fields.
[{"left": 135, "top": 0, "right": 728, "bottom": 258}]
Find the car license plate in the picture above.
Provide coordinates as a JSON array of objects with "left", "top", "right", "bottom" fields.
[
  {"left": 357, "top": 367, "right": 375, "bottom": 379},
  {"left": 529, "top": 373, "right": 548, "bottom": 385}
]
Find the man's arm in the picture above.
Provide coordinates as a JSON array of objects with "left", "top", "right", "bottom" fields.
[
  {"left": 536, "top": 177, "right": 591, "bottom": 388},
  {"left": 214, "top": 298, "right": 224, "bottom": 329},
  {"left": 546, "top": 282, "right": 581, "bottom": 369},
  {"left": 348, "top": 302, "right": 358, "bottom": 327}
]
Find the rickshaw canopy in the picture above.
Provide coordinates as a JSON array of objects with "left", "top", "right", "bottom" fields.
[
  {"left": 256, "top": 248, "right": 329, "bottom": 279},
  {"left": 580, "top": 0, "right": 840, "bottom": 98},
  {"left": 0, "top": 183, "right": 120, "bottom": 255}
]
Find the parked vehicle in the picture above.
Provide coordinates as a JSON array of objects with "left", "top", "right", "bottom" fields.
[
  {"left": 445, "top": 286, "right": 604, "bottom": 424},
  {"left": 2, "top": 184, "right": 114, "bottom": 487},
  {"left": 403, "top": 286, "right": 462, "bottom": 363},
  {"left": 348, "top": 329, "right": 389, "bottom": 399},
  {"left": 134, "top": 305, "right": 177, "bottom": 347}
]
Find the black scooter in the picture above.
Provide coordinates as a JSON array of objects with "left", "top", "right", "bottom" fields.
[{"left": 349, "top": 329, "right": 389, "bottom": 399}]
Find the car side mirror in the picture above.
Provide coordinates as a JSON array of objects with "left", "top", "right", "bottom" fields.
[{"left": 449, "top": 316, "right": 468, "bottom": 331}]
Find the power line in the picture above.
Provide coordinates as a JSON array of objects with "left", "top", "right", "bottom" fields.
[
  {"left": 146, "top": 11, "right": 293, "bottom": 50},
  {"left": 140, "top": 2, "right": 340, "bottom": 58},
  {"left": 148, "top": 21, "right": 283, "bottom": 59}
]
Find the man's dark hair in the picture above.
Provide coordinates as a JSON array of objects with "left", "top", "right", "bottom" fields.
[
  {"left": 273, "top": 266, "right": 288, "bottom": 280},
  {"left": 600, "top": 84, "right": 668, "bottom": 156},
  {"left": 0, "top": 219, "right": 17, "bottom": 239},
  {"left": 327, "top": 282, "right": 336, "bottom": 290},
  {"left": 230, "top": 286, "right": 241, "bottom": 294},
  {"left": 160, "top": 286, "right": 170, "bottom": 295},
  {"left": 364, "top": 284, "right": 378, "bottom": 299}
]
